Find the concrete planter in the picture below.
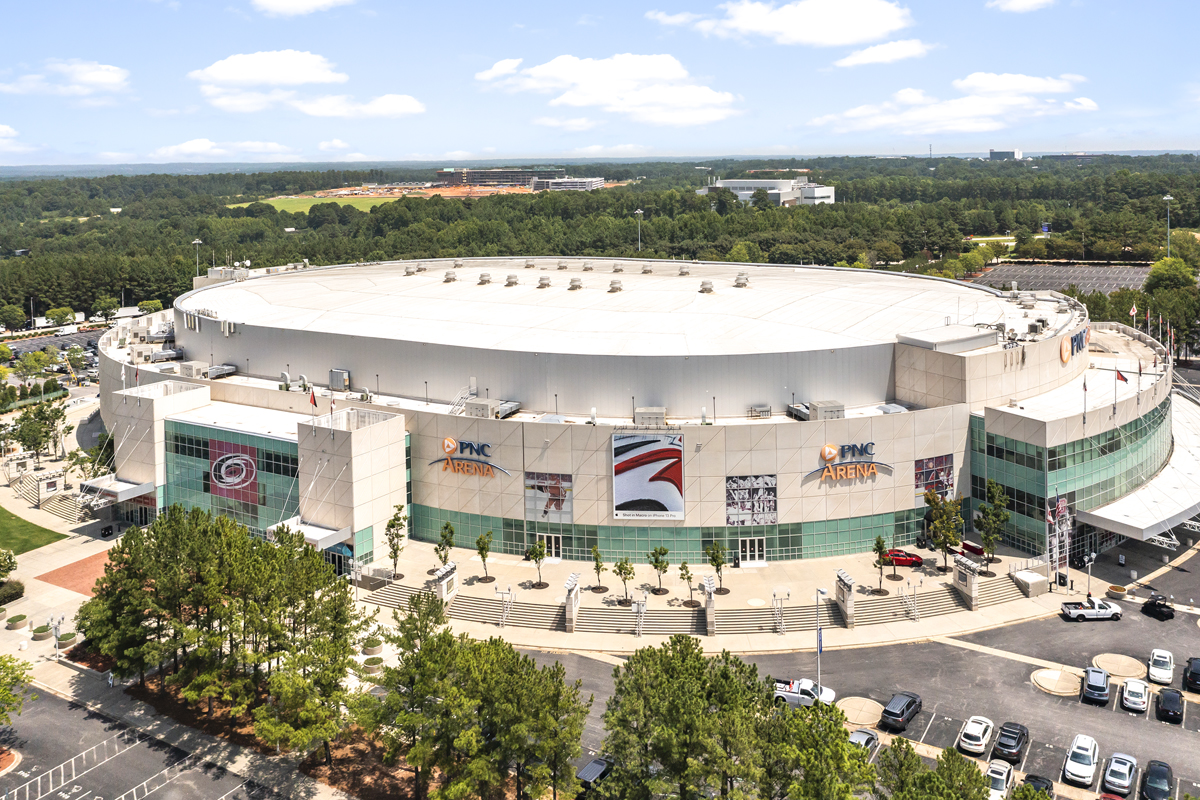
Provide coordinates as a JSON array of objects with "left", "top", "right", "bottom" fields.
[
  {"left": 57, "top": 633, "right": 77, "bottom": 647},
  {"left": 363, "top": 644, "right": 383, "bottom": 656},
  {"left": 0, "top": 608, "right": 7, "bottom": 623},
  {"left": 6, "top": 615, "right": 27, "bottom": 630},
  {"left": 1106, "top": 585, "right": 1127, "bottom": 600},
  {"left": 363, "top": 657, "right": 383, "bottom": 675},
  {"left": 31, "top": 627, "right": 53, "bottom": 642}
]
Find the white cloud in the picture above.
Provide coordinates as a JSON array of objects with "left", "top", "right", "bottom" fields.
[
  {"left": 150, "top": 138, "right": 293, "bottom": 160},
  {"left": 319, "top": 138, "right": 352, "bottom": 151},
  {"left": 834, "top": 39, "right": 933, "bottom": 67},
  {"left": 475, "top": 58, "right": 522, "bottom": 81},
  {"left": 0, "top": 124, "right": 35, "bottom": 153},
  {"left": 0, "top": 59, "right": 130, "bottom": 97},
  {"left": 986, "top": 0, "right": 1054, "bottom": 11},
  {"left": 251, "top": 0, "right": 355, "bottom": 15},
  {"left": 811, "top": 72, "right": 1096, "bottom": 134},
  {"left": 188, "top": 50, "right": 348, "bottom": 86},
  {"left": 290, "top": 93, "right": 424, "bottom": 117},
  {"left": 571, "top": 144, "right": 651, "bottom": 156},
  {"left": 477, "top": 53, "right": 737, "bottom": 125},
  {"left": 534, "top": 116, "right": 599, "bottom": 131},
  {"left": 0, "top": 125, "right": 18, "bottom": 138},
  {"left": 199, "top": 86, "right": 297, "bottom": 113},
  {"left": 651, "top": 0, "right": 913, "bottom": 46}
]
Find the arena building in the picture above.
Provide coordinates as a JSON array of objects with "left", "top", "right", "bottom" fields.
[{"left": 90, "top": 258, "right": 1200, "bottom": 571}]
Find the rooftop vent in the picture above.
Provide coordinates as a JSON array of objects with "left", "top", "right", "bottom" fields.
[
  {"left": 525, "top": 259, "right": 536, "bottom": 269},
  {"left": 444, "top": 270, "right": 457, "bottom": 283},
  {"left": 404, "top": 265, "right": 416, "bottom": 276},
  {"left": 641, "top": 265, "right": 653, "bottom": 274},
  {"left": 557, "top": 260, "right": 569, "bottom": 270},
  {"left": 478, "top": 273, "right": 492, "bottom": 285},
  {"left": 699, "top": 280, "right": 714, "bottom": 293},
  {"left": 416, "top": 263, "right": 426, "bottom": 272},
  {"left": 612, "top": 263, "right": 624, "bottom": 273},
  {"left": 505, "top": 274, "right": 519, "bottom": 287},
  {"left": 537, "top": 276, "right": 552, "bottom": 288},
  {"left": 609, "top": 280, "right": 623, "bottom": 293},
  {"left": 454, "top": 259, "right": 464, "bottom": 268},
  {"left": 733, "top": 275, "right": 749, "bottom": 288},
  {"left": 582, "top": 261, "right": 593, "bottom": 271},
  {"left": 568, "top": 277, "right": 583, "bottom": 290},
  {"left": 678, "top": 265, "right": 691, "bottom": 276}
]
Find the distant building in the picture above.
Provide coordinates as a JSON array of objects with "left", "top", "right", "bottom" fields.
[
  {"left": 696, "top": 177, "right": 834, "bottom": 206},
  {"left": 437, "top": 167, "right": 566, "bottom": 187},
  {"left": 1040, "top": 153, "right": 1104, "bottom": 164},
  {"left": 531, "top": 177, "right": 605, "bottom": 192},
  {"left": 989, "top": 149, "right": 1022, "bottom": 161}
]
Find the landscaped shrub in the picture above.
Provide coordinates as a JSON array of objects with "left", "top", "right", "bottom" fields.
[
  {"left": 0, "top": 580, "right": 26, "bottom": 605},
  {"left": 32, "top": 625, "right": 50, "bottom": 634},
  {"left": 9, "top": 614, "right": 26, "bottom": 624},
  {"left": 58, "top": 632, "right": 76, "bottom": 642},
  {"left": 364, "top": 656, "right": 383, "bottom": 667},
  {"left": 363, "top": 637, "right": 382, "bottom": 649}
]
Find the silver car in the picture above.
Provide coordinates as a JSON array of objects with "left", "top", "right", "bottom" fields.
[
  {"left": 1103, "top": 753, "right": 1137, "bottom": 796},
  {"left": 1121, "top": 679, "right": 1149, "bottom": 712}
]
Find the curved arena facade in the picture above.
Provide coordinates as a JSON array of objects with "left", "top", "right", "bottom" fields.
[{"left": 93, "top": 257, "right": 1200, "bottom": 570}]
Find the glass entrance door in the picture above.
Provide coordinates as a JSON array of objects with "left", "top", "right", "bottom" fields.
[
  {"left": 538, "top": 533, "right": 562, "bottom": 560},
  {"left": 739, "top": 537, "right": 766, "bottom": 565}
]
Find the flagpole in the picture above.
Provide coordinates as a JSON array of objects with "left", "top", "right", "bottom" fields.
[{"left": 1113, "top": 362, "right": 1118, "bottom": 418}]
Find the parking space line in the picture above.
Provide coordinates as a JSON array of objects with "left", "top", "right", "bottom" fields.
[
  {"left": 111, "top": 754, "right": 198, "bottom": 800},
  {"left": 918, "top": 715, "right": 935, "bottom": 743},
  {"left": 6, "top": 728, "right": 148, "bottom": 800}
]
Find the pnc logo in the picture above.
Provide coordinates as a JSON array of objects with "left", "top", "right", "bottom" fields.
[
  {"left": 807, "top": 441, "right": 890, "bottom": 482},
  {"left": 821, "top": 444, "right": 838, "bottom": 461},
  {"left": 431, "top": 437, "right": 507, "bottom": 477},
  {"left": 442, "top": 437, "right": 458, "bottom": 455}
]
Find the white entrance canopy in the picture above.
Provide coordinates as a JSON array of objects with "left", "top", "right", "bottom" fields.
[
  {"left": 80, "top": 474, "right": 155, "bottom": 502},
  {"left": 267, "top": 516, "right": 351, "bottom": 551},
  {"left": 1076, "top": 392, "right": 1200, "bottom": 540}
]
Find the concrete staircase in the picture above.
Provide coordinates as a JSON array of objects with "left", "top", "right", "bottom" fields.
[
  {"left": 977, "top": 574, "right": 1026, "bottom": 607},
  {"left": 576, "top": 606, "right": 705, "bottom": 636},
  {"left": 853, "top": 583, "right": 969, "bottom": 626},
  {"left": 41, "top": 492, "right": 93, "bottom": 523},
  {"left": 365, "top": 582, "right": 567, "bottom": 631},
  {"left": 10, "top": 473, "right": 38, "bottom": 506},
  {"left": 714, "top": 602, "right": 843, "bottom": 636}
]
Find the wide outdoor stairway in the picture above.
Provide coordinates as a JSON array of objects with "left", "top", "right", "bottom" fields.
[
  {"left": 852, "top": 583, "right": 968, "bottom": 626},
  {"left": 977, "top": 573, "right": 1027, "bottom": 607},
  {"left": 41, "top": 491, "right": 93, "bottom": 523},
  {"left": 713, "top": 603, "right": 843, "bottom": 636},
  {"left": 10, "top": 473, "right": 38, "bottom": 506},
  {"left": 366, "top": 581, "right": 566, "bottom": 630}
]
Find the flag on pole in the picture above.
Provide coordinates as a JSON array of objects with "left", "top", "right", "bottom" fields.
[
  {"left": 1116, "top": 369, "right": 1129, "bottom": 383},
  {"left": 1129, "top": 303, "right": 1137, "bottom": 318}
]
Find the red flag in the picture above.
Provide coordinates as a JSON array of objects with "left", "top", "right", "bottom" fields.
[
  {"left": 1083, "top": 375, "right": 1087, "bottom": 392},
  {"left": 1116, "top": 370, "right": 1129, "bottom": 383},
  {"left": 310, "top": 388, "right": 317, "bottom": 406},
  {"left": 135, "top": 364, "right": 139, "bottom": 384},
  {"left": 1129, "top": 303, "right": 1137, "bottom": 317}
]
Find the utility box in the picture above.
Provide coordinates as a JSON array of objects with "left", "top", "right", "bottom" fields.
[
  {"left": 465, "top": 398, "right": 501, "bottom": 419},
  {"left": 329, "top": 369, "right": 351, "bottom": 392},
  {"left": 634, "top": 407, "right": 666, "bottom": 426},
  {"left": 131, "top": 344, "right": 154, "bottom": 363},
  {"left": 808, "top": 401, "right": 845, "bottom": 420},
  {"left": 179, "top": 361, "right": 209, "bottom": 378}
]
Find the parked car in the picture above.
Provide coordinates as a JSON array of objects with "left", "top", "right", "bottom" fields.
[
  {"left": 1082, "top": 667, "right": 1111, "bottom": 704},
  {"left": 848, "top": 728, "right": 879, "bottom": 754},
  {"left": 958, "top": 716, "right": 995, "bottom": 755},
  {"left": 885, "top": 549, "right": 924, "bottom": 567},
  {"left": 1062, "top": 734, "right": 1099, "bottom": 786},
  {"left": 1102, "top": 753, "right": 1137, "bottom": 796},
  {"left": 1022, "top": 774, "right": 1055, "bottom": 797},
  {"left": 576, "top": 758, "right": 613, "bottom": 795},
  {"left": 1155, "top": 688, "right": 1184, "bottom": 723},
  {"left": 1141, "top": 594, "right": 1175, "bottom": 620},
  {"left": 1061, "top": 597, "right": 1122, "bottom": 621},
  {"left": 1148, "top": 649, "right": 1175, "bottom": 684},
  {"left": 990, "top": 722, "right": 1029, "bottom": 763},
  {"left": 880, "top": 691, "right": 922, "bottom": 731},
  {"left": 1184, "top": 657, "right": 1200, "bottom": 692},
  {"left": 773, "top": 678, "right": 835, "bottom": 707},
  {"left": 985, "top": 759, "right": 1014, "bottom": 800},
  {"left": 1140, "top": 760, "right": 1174, "bottom": 800},
  {"left": 1121, "top": 678, "right": 1149, "bottom": 712}
]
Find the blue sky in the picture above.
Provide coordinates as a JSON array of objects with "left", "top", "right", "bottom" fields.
[{"left": 0, "top": 0, "right": 1195, "bottom": 165}]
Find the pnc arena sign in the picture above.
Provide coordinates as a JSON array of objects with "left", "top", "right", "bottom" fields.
[
  {"left": 1060, "top": 327, "right": 1090, "bottom": 364},
  {"left": 430, "top": 437, "right": 511, "bottom": 477},
  {"left": 807, "top": 442, "right": 891, "bottom": 482}
]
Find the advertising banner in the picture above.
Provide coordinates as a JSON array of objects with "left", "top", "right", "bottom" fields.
[
  {"left": 612, "top": 433, "right": 684, "bottom": 520},
  {"left": 914, "top": 454, "right": 953, "bottom": 498},
  {"left": 209, "top": 439, "right": 259, "bottom": 504},
  {"left": 725, "top": 474, "right": 777, "bottom": 526},
  {"left": 525, "top": 472, "right": 573, "bottom": 524}
]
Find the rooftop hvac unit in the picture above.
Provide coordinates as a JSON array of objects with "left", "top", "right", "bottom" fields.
[
  {"left": 641, "top": 265, "right": 653, "bottom": 274},
  {"left": 207, "top": 364, "right": 237, "bottom": 379},
  {"left": 131, "top": 344, "right": 154, "bottom": 363},
  {"left": 465, "top": 398, "right": 501, "bottom": 419},
  {"left": 678, "top": 265, "right": 690, "bottom": 276},
  {"left": 150, "top": 348, "right": 184, "bottom": 362},
  {"left": 179, "top": 361, "right": 209, "bottom": 378},
  {"left": 505, "top": 274, "right": 519, "bottom": 286},
  {"left": 537, "top": 276, "right": 552, "bottom": 288},
  {"left": 558, "top": 260, "right": 569, "bottom": 270},
  {"left": 329, "top": 369, "right": 351, "bottom": 392},
  {"left": 582, "top": 261, "right": 594, "bottom": 271},
  {"left": 734, "top": 275, "right": 749, "bottom": 288},
  {"left": 525, "top": 259, "right": 536, "bottom": 269},
  {"left": 699, "top": 280, "right": 714, "bottom": 293},
  {"left": 612, "top": 263, "right": 623, "bottom": 272},
  {"left": 478, "top": 273, "right": 492, "bottom": 285},
  {"left": 796, "top": 400, "right": 845, "bottom": 421},
  {"left": 568, "top": 277, "right": 583, "bottom": 290},
  {"left": 444, "top": 270, "right": 457, "bottom": 283},
  {"left": 634, "top": 407, "right": 666, "bottom": 426},
  {"left": 404, "top": 265, "right": 417, "bottom": 276},
  {"left": 748, "top": 404, "right": 771, "bottom": 419},
  {"left": 609, "top": 280, "right": 623, "bottom": 293}
]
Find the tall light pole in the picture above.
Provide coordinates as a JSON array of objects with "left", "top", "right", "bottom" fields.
[
  {"left": 192, "top": 239, "right": 203, "bottom": 277},
  {"left": 815, "top": 587, "right": 828, "bottom": 701},
  {"left": 1163, "top": 195, "right": 1174, "bottom": 258},
  {"left": 634, "top": 208, "right": 644, "bottom": 252}
]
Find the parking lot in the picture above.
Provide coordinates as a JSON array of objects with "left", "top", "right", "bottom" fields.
[
  {"left": 0, "top": 694, "right": 279, "bottom": 800},
  {"left": 6, "top": 329, "right": 104, "bottom": 358}
]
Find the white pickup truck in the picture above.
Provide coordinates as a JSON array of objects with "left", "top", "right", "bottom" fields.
[
  {"left": 1061, "top": 597, "right": 1122, "bottom": 621},
  {"left": 773, "top": 678, "right": 836, "bottom": 707}
]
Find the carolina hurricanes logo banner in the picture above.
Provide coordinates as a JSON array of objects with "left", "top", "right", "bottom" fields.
[
  {"left": 209, "top": 439, "right": 258, "bottom": 503},
  {"left": 612, "top": 433, "right": 684, "bottom": 520}
]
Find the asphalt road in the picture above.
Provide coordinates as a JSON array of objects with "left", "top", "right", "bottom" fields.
[
  {"left": 521, "top": 607, "right": 1200, "bottom": 794},
  {"left": 0, "top": 693, "right": 276, "bottom": 800}
]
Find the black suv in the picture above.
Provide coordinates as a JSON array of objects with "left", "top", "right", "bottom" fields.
[
  {"left": 1185, "top": 657, "right": 1200, "bottom": 692},
  {"left": 991, "top": 722, "right": 1029, "bottom": 763},
  {"left": 880, "top": 692, "right": 922, "bottom": 731},
  {"left": 1141, "top": 594, "right": 1175, "bottom": 620}
]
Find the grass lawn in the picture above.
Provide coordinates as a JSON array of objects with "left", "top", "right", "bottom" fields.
[
  {"left": 0, "top": 506, "right": 67, "bottom": 554},
  {"left": 228, "top": 196, "right": 394, "bottom": 214}
]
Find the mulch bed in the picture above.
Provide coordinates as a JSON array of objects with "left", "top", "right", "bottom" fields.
[
  {"left": 714, "top": 587, "right": 730, "bottom": 595},
  {"left": 66, "top": 643, "right": 114, "bottom": 673},
  {"left": 871, "top": 588, "right": 890, "bottom": 596},
  {"left": 530, "top": 582, "right": 549, "bottom": 590},
  {"left": 591, "top": 586, "right": 608, "bottom": 594},
  {"left": 299, "top": 729, "right": 415, "bottom": 800},
  {"left": 0, "top": 747, "right": 15, "bottom": 772},
  {"left": 477, "top": 576, "right": 496, "bottom": 584},
  {"left": 650, "top": 588, "right": 669, "bottom": 596},
  {"left": 683, "top": 600, "right": 701, "bottom": 609},
  {"left": 616, "top": 598, "right": 632, "bottom": 607},
  {"left": 886, "top": 574, "right": 905, "bottom": 582},
  {"left": 125, "top": 674, "right": 277, "bottom": 755}
]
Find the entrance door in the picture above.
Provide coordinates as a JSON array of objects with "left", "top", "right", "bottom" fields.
[
  {"left": 739, "top": 537, "right": 766, "bottom": 565},
  {"left": 538, "top": 533, "right": 562, "bottom": 560}
]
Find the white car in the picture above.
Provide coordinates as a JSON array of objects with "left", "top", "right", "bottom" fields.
[
  {"left": 1148, "top": 649, "right": 1175, "bottom": 684},
  {"left": 986, "top": 759, "right": 1014, "bottom": 800},
  {"left": 1121, "top": 678, "right": 1149, "bottom": 712},
  {"left": 1103, "top": 753, "right": 1137, "bottom": 796},
  {"left": 1063, "top": 733, "right": 1099, "bottom": 786},
  {"left": 958, "top": 716, "right": 994, "bottom": 755}
]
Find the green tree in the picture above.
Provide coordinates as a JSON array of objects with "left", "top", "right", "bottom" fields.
[
  {"left": 679, "top": 561, "right": 694, "bottom": 605},
  {"left": 704, "top": 650, "right": 769, "bottom": 799},
  {"left": 138, "top": 299, "right": 164, "bottom": 314},
  {"left": 873, "top": 535, "right": 889, "bottom": 591},
  {"left": 1143, "top": 256, "right": 1197, "bottom": 294},
  {"left": 0, "top": 305, "right": 25, "bottom": 332},
  {"left": 750, "top": 188, "right": 772, "bottom": 210},
  {"left": 383, "top": 504, "right": 406, "bottom": 579},
  {"left": 925, "top": 487, "right": 964, "bottom": 572},
  {"left": 539, "top": 659, "right": 593, "bottom": 800},
  {"left": 14, "top": 350, "right": 49, "bottom": 384},
  {"left": 975, "top": 479, "right": 1010, "bottom": 569},
  {"left": 930, "top": 747, "right": 987, "bottom": 800},
  {"left": 592, "top": 544, "right": 606, "bottom": 589},
  {"left": 13, "top": 406, "right": 52, "bottom": 464},
  {"left": 613, "top": 557, "right": 635, "bottom": 602},
  {"left": 527, "top": 537, "right": 547, "bottom": 586},
  {"left": 476, "top": 530, "right": 492, "bottom": 579},
  {"left": 0, "top": 549, "right": 15, "bottom": 583},
  {"left": 783, "top": 702, "right": 875, "bottom": 800},
  {"left": 706, "top": 541, "right": 728, "bottom": 590},
  {"left": 434, "top": 521, "right": 454, "bottom": 567},
  {"left": 647, "top": 546, "right": 670, "bottom": 592},
  {"left": 1011, "top": 784, "right": 1052, "bottom": 800},
  {"left": 874, "top": 735, "right": 927, "bottom": 799},
  {"left": 66, "top": 345, "right": 86, "bottom": 372},
  {"left": 0, "top": 655, "right": 35, "bottom": 726},
  {"left": 46, "top": 307, "right": 75, "bottom": 327},
  {"left": 91, "top": 296, "right": 120, "bottom": 322},
  {"left": 0, "top": 344, "right": 11, "bottom": 363}
]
